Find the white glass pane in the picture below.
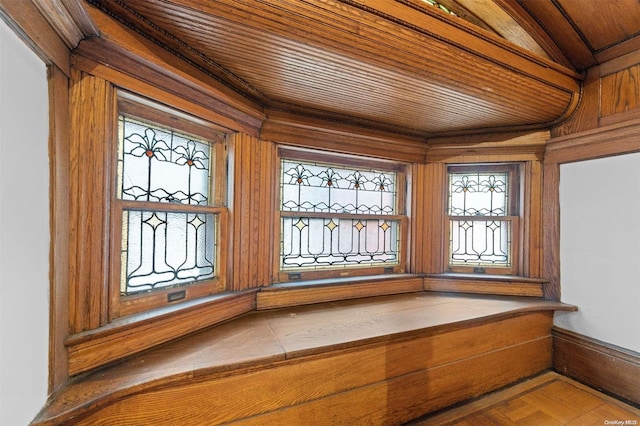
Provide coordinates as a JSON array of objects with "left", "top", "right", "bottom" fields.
[
  {"left": 281, "top": 160, "right": 396, "bottom": 215},
  {"left": 449, "top": 171, "right": 508, "bottom": 216},
  {"left": 281, "top": 217, "right": 399, "bottom": 270},
  {"left": 118, "top": 116, "right": 212, "bottom": 205},
  {"left": 449, "top": 219, "right": 511, "bottom": 266},
  {"left": 121, "top": 210, "right": 216, "bottom": 295}
]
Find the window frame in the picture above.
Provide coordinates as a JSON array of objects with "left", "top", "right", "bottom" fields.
[
  {"left": 275, "top": 147, "right": 409, "bottom": 282},
  {"left": 109, "top": 93, "right": 229, "bottom": 319},
  {"left": 445, "top": 163, "right": 522, "bottom": 276}
]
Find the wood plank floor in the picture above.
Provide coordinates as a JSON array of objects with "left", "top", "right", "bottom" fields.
[{"left": 408, "top": 372, "right": 640, "bottom": 425}]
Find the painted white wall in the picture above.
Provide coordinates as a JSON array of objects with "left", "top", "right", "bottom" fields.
[
  {"left": 556, "top": 152, "right": 640, "bottom": 353},
  {"left": 0, "top": 19, "right": 50, "bottom": 425}
]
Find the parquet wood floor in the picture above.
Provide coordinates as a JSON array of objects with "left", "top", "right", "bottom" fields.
[{"left": 409, "top": 372, "right": 639, "bottom": 425}]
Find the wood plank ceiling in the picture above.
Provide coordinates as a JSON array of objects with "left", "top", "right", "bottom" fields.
[{"left": 85, "top": 0, "right": 640, "bottom": 138}]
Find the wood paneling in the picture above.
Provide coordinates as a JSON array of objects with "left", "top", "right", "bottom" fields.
[
  {"left": 34, "top": 293, "right": 572, "bottom": 425},
  {"left": 87, "top": 0, "right": 580, "bottom": 136},
  {"left": 48, "top": 64, "right": 71, "bottom": 394},
  {"left": 78, "top": 4, "right": 265, "bottom": 136},
  {"left": 68, "top": 69, "right": 113, "bottom": 332},
  {"left": 553, "top": 327, "right": 640, "bottom": 405},
  {"left": 257, "top": 275, "right": 424, "bottom": 310},
  {"left": 541, "top": 162, "right": 560, "bottom": 301},
  {"left": 65, "top": 291, "right": 257, "bottom": 376},
  {"left": 261, "top": 111, "right": 427, "bottom": 163},
  {"left": 419, "top": 162, "right": 447, "bottom": 274},
  {"left": 546, "top": 119, "right": 640, "bottom": 165},
  {"left": 233, "top": 338, "right": 550, "bottom": 426},
  {"left": 229, "top": 133, "right": 276, "bottom": 291},
  {"left": 523, "top": 159, "right": 544, "bottom": 277},
  {"left": 552, "top": 55, "right": 640, "bottom": 138},
  {"left": 0, "top": 0, "right": 72, "bottom": 73},
  {"left": 557, "top": 0, "right": 640, "bottom": 54},
  {"left": 424, "top": 275, "right": 546, "bottom": 297},
  {"left": 601, "top": 64, "right": 640, "bottom": 117}
]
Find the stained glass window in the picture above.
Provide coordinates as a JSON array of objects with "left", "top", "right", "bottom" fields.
[
  {"left": 279, "top": 154, "right": 404, "bottom": 277},
  {"left": 117, "top": 115, "right": 218, "bottom": 297},
  {"left": 447, "top": 166, "right": 519, "bottom": 272}
]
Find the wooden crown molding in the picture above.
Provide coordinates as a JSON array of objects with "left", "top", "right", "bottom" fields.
[
  {"left": 426, "top": 130, "right": 549, "bottom": 162},
  {"left": 545, "top": 118, "right": 640, "bottom": 164},
  {"left": 262, "top": 110, "right": 429, "bottom": 163},
  {"left": 76, "top": 3, "right": 266, "bottom": 136},
  {"left": 30, "top": 0, "right": 99, "bottom": 49}
]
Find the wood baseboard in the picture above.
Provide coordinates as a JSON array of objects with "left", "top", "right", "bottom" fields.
[{"left": 552, "top": 326, "right": 640, "bottom": 406}]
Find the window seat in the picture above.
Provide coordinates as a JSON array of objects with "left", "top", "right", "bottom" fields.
[{"left": 33, "top": 292, "right": 576, "bottom": 425}]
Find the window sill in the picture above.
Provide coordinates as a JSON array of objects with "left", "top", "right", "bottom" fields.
[
  {"left": 65, "top": 289, "right": 258, "bottom": 376},
  {"left": 257, "top": 274, "right": 425, "bottom": 310},
  {"left": 35, "top": 293, "right": 576, "bottom": 426},
  {"left": 424, "top": 273, "right": 548, "bottom": 297}
]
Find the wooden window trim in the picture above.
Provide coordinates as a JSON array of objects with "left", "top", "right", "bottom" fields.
[
  {"left": 275, "top": 146, "right": 409, "bottom": 282},
  {"left": 445, "top": 163, "right": 523, "bottom": 276},
  {"left": 66, "top": 74, "right": 243, "bottom": 375},
  {"left": 65, "top": 289, "right": 257, "bottom": 375},
  {"left": 110, "top": 92, "right": 229, "bottom": 317}
]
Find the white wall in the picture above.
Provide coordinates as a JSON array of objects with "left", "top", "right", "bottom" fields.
[
  {"left": 0, "top": 19, "right": 50, "bottom": 425},
  {"left": 556, "top": 152, "right": 640, "bottom": 353}
]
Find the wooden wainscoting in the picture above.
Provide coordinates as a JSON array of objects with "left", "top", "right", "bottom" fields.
[
  {"left": 33, "top": 293, "right": 574, "bottom": 425},
  {"left": 553, "top": 327, "right": 640, "bottom": 406}
]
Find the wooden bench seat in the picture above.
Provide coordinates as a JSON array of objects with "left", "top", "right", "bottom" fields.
[{"left": 33, "top": 292, "right": 575, "bottom": 425}]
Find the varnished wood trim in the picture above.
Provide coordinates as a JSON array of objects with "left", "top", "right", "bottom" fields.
[
  {"left": 599, "top": 107, "right": 640, "bottom": 129},
  {"left": 545, "top": 118, "right": 640, "bottom": 164},
  {"left": 262, "top": 110, "right": 428, "bottom": 163},
  {"left": 48, "top": 65, "right": 71, "bottom": 394},
  {"left": 77, "top": 5, "right": 265, "bottom": 135},
  {"left": 553, "top": 327, "right": 640, "bottom": 405},
  {"left": 257, "top": 275, "right": 424, "bottom": 310},
  {"left": 0, "top": 0, "right": 71, "bottom": 73},
  {"left": 68, "top": 70, "right": 114, "bottom": 332},
  {"left": 493, "top": 0, "right": 574, "bottom": 69},
  {"left": 34, "top": 295, "right": 570, "bottom": 425},
  {"left": 599, "top": 49, "right": 640, "bottom": 78},
  {"left": 595, "top": 34, "right": 640, "bottom": 66},
  {"left": 229, "top": 133, "right": 276, "bottom": 291},
  {"left": 541, "top": 163, "right": 560, "bottom": 300},
  {"left": 423, "top": 274, "right": 549, "bottom": 297},
  {"left": 66, "top": 290, "right": 257, "bottom": 376},
  {"left": 427, "top": 130, "right": 549, "bottom": 162},
  {"left": 30, "top": 0, "right": 98, "bottom": 49},
  {"left": 421, "top": 162, "right": 447, "bottom": 273},
  {"left": 354, "top": 0, "right": 582, "bottom": 83},
  {"left": 523, "top": 159, "right": 544, "bottom": 277}
]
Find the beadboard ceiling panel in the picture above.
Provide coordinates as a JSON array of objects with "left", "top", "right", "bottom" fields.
[{"left": 83, "top": 0, "right": 637, "bottom": 137}]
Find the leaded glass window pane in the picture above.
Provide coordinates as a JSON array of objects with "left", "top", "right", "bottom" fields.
[
  {"left": 281, "top": 217, "right": 399, "bottom": 269},
  {"left": 117, "top": 116, "right": 212, "bottom": 205},
  {"left": 449, "top": 219, "right": 511, "bottom": 266},
  {"left": 280, "top": 158, "right": 401, "bottom": 271},
  {"left": 447, "top": 169, "right": 515, "bottom": 269},
  {"left": 121, "top": 210, "right": 216, "bottom": 296},
  {"left": 448, "top": 171, "right": 509, "bottom": 216},
  {"left": 116, "top": 115, "right": 218, "bottom": 297},
  {"left": 281, "top": 160, "right": 396, "bottom": 214}
]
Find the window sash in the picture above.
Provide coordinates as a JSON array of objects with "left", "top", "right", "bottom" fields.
[
  {"left": 277, "top": 149, "right": 407, "bottom": 281},
  {"left": 447, "top": 215, "right": 519, "bottom": 273},
  {"left": 110, "top": 98, "right": 227, "bottom": 318},
  {"left": 445, "top": 164, "right": 521, "bottom": 275}
]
